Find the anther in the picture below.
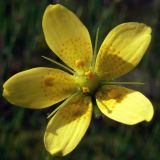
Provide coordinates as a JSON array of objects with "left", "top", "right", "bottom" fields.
[
  {"left": 75, "top": 59, "right": 85, "bottom": 68},
  {"left": 82, "top": 87, "right": 90, "bottom": 93},
  {"left": 85, "top": 71, "right": 93, "bottom": 79}
]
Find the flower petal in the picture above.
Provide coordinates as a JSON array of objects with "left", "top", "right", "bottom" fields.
[
  {"left": 42, "top": 4, "right": 93, "bottom": 72},
  {"left": 3, "top": 67, "right": 77, "bottom": 109},
  {"left": 96, "top": 85, "right": 154, "bottom": 125},
  {"left": 44, "top": 95, "right": 92, "bottom": 156},
  {"left": 95, "top": 22, "right": 151, "bottom": 80}
]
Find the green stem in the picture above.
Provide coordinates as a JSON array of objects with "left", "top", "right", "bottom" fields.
[{"left": 42, "top": 56, "right": 75, "bottom": 74}]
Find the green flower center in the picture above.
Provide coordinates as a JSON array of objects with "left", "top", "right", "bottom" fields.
[{"left": 75, "top": 70, "right": 100, "bottom": 95}]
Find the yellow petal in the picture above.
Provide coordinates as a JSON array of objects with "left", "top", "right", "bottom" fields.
[
  {"left": 42, "top": 4, "right": 93, "bottom": 72},
  {"left": 96, "top": 85, "right": 154, "bottom": 125},
  {"left": 3, "top": 67, "right": 77, "bottom": 109},
  {"left": 95, "top": 22, "right": 151, "bottom": 80},
  {"left": 44, "top": 95, "right": 92, "bottom": 156}
]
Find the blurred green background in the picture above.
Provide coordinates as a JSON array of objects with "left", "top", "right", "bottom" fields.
[{"left": 0, "top": 0, "right": 160, "bottom": 159}]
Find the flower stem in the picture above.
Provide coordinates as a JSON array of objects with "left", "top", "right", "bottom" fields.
[{"left": 42, "top": 56, "right": 75, "bottom": 74}]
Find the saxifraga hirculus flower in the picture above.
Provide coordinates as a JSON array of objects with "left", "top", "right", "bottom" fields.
[{"left": 3, "top": 4, "right": 154, "bottom": 157}]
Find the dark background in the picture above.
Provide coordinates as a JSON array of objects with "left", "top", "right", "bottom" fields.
[{"left": 0, "top": 0, "right": 160, "bottom": 159}]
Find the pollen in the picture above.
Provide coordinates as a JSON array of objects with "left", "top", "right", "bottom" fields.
[{"left": 82, "top": 86, "right": 90, "bottom": 93}]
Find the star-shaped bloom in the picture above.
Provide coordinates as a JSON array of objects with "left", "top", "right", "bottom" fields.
[{"left": 3, "top": 4, "right": 153, "bottom": 156}]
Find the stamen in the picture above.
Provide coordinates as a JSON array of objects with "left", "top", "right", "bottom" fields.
[
  {"left": 75, "top": 59, "right": 85, "bottom": 68},
  {"left": 82, "top": 87, "right": 90, "bottom": 93},
  {"left": 42, "top": 56, "right": 74, "bottom": 74},
  {"left": 47, "top": 92, "right": 80, "bottom": 119},
  {"left": 85, "top": 71, "right": 93, "bottom": 79}
]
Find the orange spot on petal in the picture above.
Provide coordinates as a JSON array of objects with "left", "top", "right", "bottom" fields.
[{"left": 44, "top": 76, "right": 54, "bottom": 87}]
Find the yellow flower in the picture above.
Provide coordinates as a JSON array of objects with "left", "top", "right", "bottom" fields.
[{"left": 3, "top": 4, "right": 154, "bottom": 157}]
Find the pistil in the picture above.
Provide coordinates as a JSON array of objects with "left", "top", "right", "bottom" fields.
[{"left": 75, "top": 70, "right": 100, "bottom": 94}]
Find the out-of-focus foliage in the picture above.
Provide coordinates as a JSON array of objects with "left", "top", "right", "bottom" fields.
[{"left": 0, "top": 0, "right": 160, "bottom": 159}]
